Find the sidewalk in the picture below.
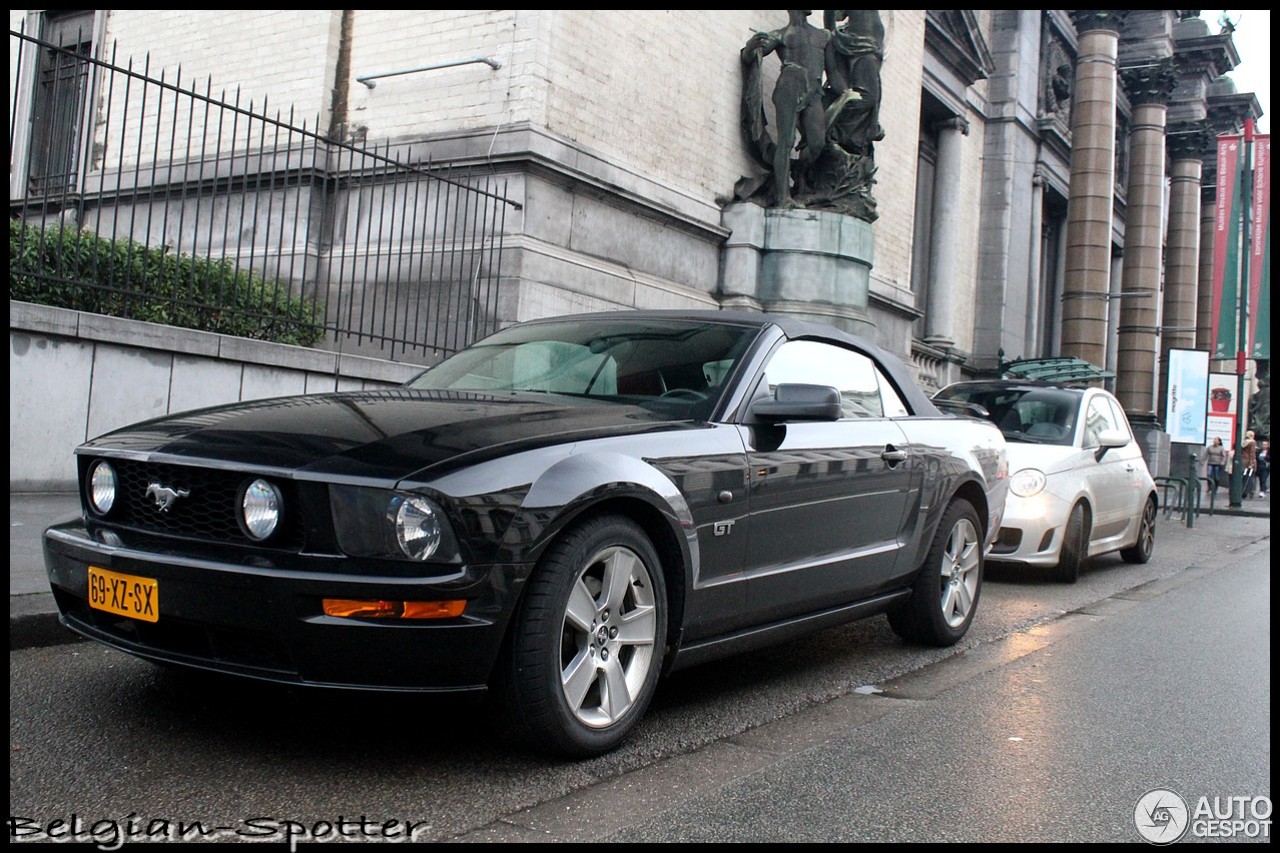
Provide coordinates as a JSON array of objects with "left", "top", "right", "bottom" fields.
[
  {"left": 11, "top": 492, "right": 82, "bottom": 649},
  {"left": 10, "top": 489, "right": 1271, "bottom": 651}
]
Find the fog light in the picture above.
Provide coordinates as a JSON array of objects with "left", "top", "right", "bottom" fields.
[
  {"left": 88, "top": 460, "right": 117, "bottom": 515},
  {"left": 323, "top": 598, "right": 466, "bottom": 619},
  {"left": 241, "top": 479, "right": 282, "bottom": 540},
  {"left": 1021, "top": 496, "right": 1049, "bottom": 519}
]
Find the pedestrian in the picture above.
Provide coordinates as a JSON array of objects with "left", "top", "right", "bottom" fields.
[
  {"left": 1257, "top": 438, "right": 1269, "bottom": 497},
  {"left": 1204, "top": 436, "right": 1227, "bottom": 495},
  {"left": 1240, "top": 430, "right": 1258, "bottom": 498}
]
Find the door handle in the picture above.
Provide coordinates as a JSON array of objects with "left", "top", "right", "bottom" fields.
[{"left": 881, "top": 446, "right": 909, "bottom": 466}]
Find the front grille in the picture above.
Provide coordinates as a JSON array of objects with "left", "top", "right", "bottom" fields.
[{"left": 89, "top": 458, "right": 305, "bottom": 549}]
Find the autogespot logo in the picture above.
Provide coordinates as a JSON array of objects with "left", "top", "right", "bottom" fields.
[{"left": 1134, "top": 788, "right": 1189, "bottom": 845}]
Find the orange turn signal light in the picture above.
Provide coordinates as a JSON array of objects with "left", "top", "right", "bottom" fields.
[{"left": 322, "top": 598, "right": 466, "bottom": 619}]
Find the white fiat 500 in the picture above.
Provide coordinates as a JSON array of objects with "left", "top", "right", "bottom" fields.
[{"left": 933, "top": 381, "right": 1157, "bottom": 583}]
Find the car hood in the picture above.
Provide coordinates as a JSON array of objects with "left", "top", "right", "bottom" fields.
[
  {"left": 1003, "top": 441, "right": 1087, "bottom": 476},
  {"left": 79, "top": 390, "right": 696, "bottom": 483}
]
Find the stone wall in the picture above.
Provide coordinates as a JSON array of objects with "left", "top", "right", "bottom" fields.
[{"left": 9, "top": 302, "right": 421, "bottom": 491}]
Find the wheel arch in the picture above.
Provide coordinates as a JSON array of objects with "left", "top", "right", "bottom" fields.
[
  {"left": 950, "top": 478, "right": 990, "bottom": 540},
  {"left": 542, "top": 496, "right": 688, "bottom": 659},
  {"left": 510, "top": 451, "right": 696, "bottom": 659}
]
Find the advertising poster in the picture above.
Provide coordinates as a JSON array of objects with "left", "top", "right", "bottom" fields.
[
  {"left": 1166, "top": 349, "right": 1209, "bottom": 445},
  {"left": 1249, "top": 134, "right": 1270, "bottom": 360},
  {"left": 1211, "top": 132, "right": 1271, "bottom": 361},
  {"left": 1207, "top": 372, "right": 1239, "bottom": 452}
]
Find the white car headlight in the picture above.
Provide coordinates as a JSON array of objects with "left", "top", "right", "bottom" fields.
[
  {"left": 1010, "top": 468, "right": 1046, "bottom": 498},
  {"left": 241, "top": 478, "right": 283, "bottom": 540}
]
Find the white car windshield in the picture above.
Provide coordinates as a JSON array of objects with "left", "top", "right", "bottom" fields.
[{"left": 934, "top": 384, "right": 1081, "bottom": 446}]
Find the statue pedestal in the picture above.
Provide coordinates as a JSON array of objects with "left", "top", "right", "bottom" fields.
[{"left": 721, "top": 203, "right": 875, "bottom": 338}]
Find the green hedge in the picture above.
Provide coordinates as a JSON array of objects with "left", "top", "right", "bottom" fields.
[{"left": 9, "top": 218, "right": 324, "bottom": 347}]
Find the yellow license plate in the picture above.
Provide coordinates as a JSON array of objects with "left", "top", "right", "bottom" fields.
[{"left": 88, "top": 566, "right": 159, "bottom": 623}]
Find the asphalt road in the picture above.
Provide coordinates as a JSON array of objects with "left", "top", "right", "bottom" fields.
[{"left": 9, "top": 514, "right": 1270, "bottom": 844}]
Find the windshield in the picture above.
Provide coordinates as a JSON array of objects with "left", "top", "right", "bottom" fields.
[
  {"left": 406, "top": 317, "right": 761, "bottom": 419},
  {"left": 934, "top": 384, "right": 1082, "bottom": 446}
]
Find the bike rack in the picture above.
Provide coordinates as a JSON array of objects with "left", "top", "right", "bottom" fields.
[
  {"left": 1154, "top": 477, "right": 1186, "bottom": 521},
  {"left": 1152, "top": 452, "right": 1209, "bottom": 528},
  {"left": 1154, "top": 475, "right": 1206, "bottom": 527},
  {"left": 1196, "top": 476, "right": 1219, "bottom": 516}
]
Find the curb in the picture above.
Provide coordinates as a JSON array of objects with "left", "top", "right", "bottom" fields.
[{"left": 9, "top": 592, "right": 80, "bottom": 650}]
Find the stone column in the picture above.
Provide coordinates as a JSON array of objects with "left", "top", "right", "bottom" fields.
[
  {"left": 924, "top": 116, "right": 969, "bottom": 347},
  {"left": 1158, "top": 123, "right": 1211, "bottom": 415},
  {"left": 1106, "top": 251, "right": 1124, "bottom": 384},
  {"left": 1060, "top": 11, "right": 1127, "bottom": 369},
  {"left": 1115, "top": 59, "right": 1176, "bottom": 420},
  {"left": 1024, "top": 171, "right": 1045, "bottom": 357},
  {"left": 1049, "top": 217, "right": 1068, "bottom": 356}
]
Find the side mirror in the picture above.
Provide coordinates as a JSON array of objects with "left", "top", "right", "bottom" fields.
[
  {"left": 750, "top": 383, "right": 842, "bottom": 422},
  {"left": 1095, "top": 428, "right": 1129, "bottom": 460}
]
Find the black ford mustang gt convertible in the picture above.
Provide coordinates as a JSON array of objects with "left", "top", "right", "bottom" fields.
[{"left": 45, "top": 310, "right": 1008, "bottom": 757}]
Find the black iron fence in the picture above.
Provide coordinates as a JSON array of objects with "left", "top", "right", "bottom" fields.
[{"left": 9, "top": 26, "right": 517, "bottom": 361}]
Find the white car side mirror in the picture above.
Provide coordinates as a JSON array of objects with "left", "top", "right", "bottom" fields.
[{"left": 1097, "top": 429, "right": 1129, "bottom": 449}]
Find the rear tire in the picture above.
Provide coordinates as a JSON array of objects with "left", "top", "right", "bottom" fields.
[
  {"left": 1054, "top": 502, "right": 1088, "bottom": 584},
  {"left": 497, "top": 515, "right": 667, "bottom": 759},
  {"left": 888, "top": 498, "right": 983, "bottom": 647}
]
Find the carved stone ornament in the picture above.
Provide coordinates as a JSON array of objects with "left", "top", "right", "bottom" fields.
[
  {"left": 1120, "top": 58, "right": 1178, "bottom": 107},
  {"left": 1040, "top": 24, "right": 1075, "bottom": 123}
]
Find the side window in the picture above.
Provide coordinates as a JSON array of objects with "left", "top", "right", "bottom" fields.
[
  {"left": 1105, "top": 397, "right": 1133, "bottom": 442},
  {"left": 879, "top": 375, "right": 909, "bottom": 417},
  {"left": 1083, "top": 396, "right": 1118, "bottom": 448},
  {"left": 761, "top": 340, "right": 905, "bottom": 419}
]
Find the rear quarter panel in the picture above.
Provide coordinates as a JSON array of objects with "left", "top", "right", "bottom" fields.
[{"left": 889, "top": 415, "right": 1008, "bottom": 584}]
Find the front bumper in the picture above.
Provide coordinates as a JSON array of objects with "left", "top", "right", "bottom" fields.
[
  {"left": 986, "top": 491, "right": 1071, "bottom": 567},
  {"left": 44, "top": 521, "right": 530, "bottom": 692}
]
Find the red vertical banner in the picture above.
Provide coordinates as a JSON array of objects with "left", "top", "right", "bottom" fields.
[
  {"left": 1249, "top": 135, "right": 1270, "bottom": 360},
  {"left": 1212, "top": 134, "right": 1242, "bottom": 359}
]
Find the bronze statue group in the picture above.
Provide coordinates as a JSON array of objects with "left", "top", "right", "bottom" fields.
[{"left": 734, "top": 10, "right": 885, "bottom": 221}]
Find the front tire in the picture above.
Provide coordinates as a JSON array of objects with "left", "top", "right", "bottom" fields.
[
  {"left": 1120, "top": 497, "right": 1156, "bottom": 564},
  {"left": 1054, "top": 502, "right": 1089, "bottom": 584},
  {"left": 497, "top": 515, "right": 667, "bottom": 759},
  {"left": 888, "top": 498, "right": 983, "bottom": 646}
]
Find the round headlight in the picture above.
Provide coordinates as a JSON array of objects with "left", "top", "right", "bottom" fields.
[
  {"left": 395, "top": 496, "right": 443, "bottom": 561},
  {"left": 87, "top": 461, "right": 117, "bottom": 515},
  {"left": 1010, "top": 468, "right": 1047, "bottom": 498},
  {"left": 241, "top": 479, "right": 282, "bottom": 540}
]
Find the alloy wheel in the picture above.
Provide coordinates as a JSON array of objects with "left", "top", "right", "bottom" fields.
[
  {"left": 939, "top": 517, "right": 981, "bottom": 628},
  {"left": 558, "top": 545, "right": 659, "bottom": 728}
]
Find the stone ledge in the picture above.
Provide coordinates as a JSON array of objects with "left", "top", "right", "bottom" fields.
[{"left": 10, "top": 301, "right": 422, "bottom": 385}]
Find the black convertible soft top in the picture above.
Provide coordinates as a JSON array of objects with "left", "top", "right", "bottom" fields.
[{"left": 527, "top": 308, "right": 943, "bottom": 418}]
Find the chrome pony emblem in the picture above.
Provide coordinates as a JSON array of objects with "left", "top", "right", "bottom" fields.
[{"left": 145, "top": 482, "right": 190, "bottom": 512}]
